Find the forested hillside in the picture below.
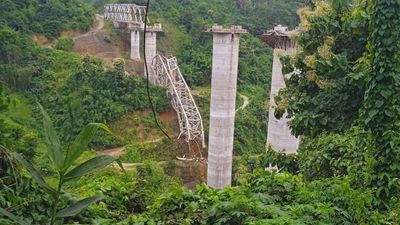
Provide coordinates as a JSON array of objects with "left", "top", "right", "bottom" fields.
[
  {"left": 2, "top": 0, "right": 400, "bottom": 224},
  {"left": 0, "top": 0, "right": 93, "bottom": 38},
  {"left": 0, "top": 0, "right": 168, "bottom": 141}
]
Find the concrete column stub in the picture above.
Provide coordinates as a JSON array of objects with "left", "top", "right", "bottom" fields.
[
  {"left": 130, "top": 29, "right": 141, "bottom": 60},
  {"left": 113, "top": 21, "right": 120, "bottom": 28},
  {"left": 144, "top": 23, "right": 162, "bottom": 83},
  {"left": 207, "top": 24, "right": 247, "bottom": 189}
]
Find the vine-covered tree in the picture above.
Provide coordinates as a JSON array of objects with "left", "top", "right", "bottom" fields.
[
  {"left": 275, "top": 0, "right": 369, "bottom": 137},
  {"left": 360, "top": 0, "right": 400, "bottom": 205}
]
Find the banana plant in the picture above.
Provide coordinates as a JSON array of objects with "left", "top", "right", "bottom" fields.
[{"left": 0, "top": 103, "right": 123, "bottom": 225}]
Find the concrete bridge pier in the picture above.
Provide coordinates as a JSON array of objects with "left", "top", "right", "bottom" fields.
[
  {"left": 261, "top": 25, "right": 299, "bottom": 154},
  {"left": 130, "top": 30, "right": 141, "bottom": 60},
  {"left": 144, "top": 24, "right": 162, "bottom": 84},
  {"left": 207, "top": 25, "right": 247, "bottom": 189},
  {"left": 266, "top": 48, "right": 299, "bottom": 154}
]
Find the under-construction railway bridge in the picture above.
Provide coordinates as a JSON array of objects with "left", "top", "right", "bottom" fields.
[{"left": 103, "top": 4, "right": 205, "bottom": 158}]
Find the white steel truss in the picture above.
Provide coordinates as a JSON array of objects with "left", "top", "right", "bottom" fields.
[
  {"left": 152, "top": 55, "right": 205, "bottom": 148},
  {"left": 104, "top": 4, "right": 146, "bottom": 25}
]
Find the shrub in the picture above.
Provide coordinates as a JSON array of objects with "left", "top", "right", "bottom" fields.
[
  {"left": 127, "top": 170, "right": 384, "bottom": 225},
  {"left": 54, "top": 37, "right": 74, "bottom": 51},
  {"left": 298, "top": 126, "right": 374, "bottom": 188}
]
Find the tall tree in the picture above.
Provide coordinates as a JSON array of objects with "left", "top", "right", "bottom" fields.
[{"left": 360, "top": 0, "right": 400, "bottom": 206}]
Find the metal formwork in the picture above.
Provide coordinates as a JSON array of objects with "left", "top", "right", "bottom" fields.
[
  {"left": 104, "top": 4, "right": 146, "bottom": 25},
  {"left": 152, "top": 55, "right": 205, "bottom": 149}
]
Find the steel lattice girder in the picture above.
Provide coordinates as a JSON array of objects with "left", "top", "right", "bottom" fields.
[
  {"left": 152, "top": 55, "right": 205, "bottom": 147},
  {"left": 103, "top": 4, "right": 146, "bottom": 25}
]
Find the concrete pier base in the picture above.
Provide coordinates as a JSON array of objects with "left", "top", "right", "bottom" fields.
[
  {"left": 207, "top": 25, "right": 247, "bottom": 189},
  {"left": 266, "top": 49, "right": 299, "bottom": 154},
  {"left": 113, "top": 21, "right": 120, "bottom": 29},
  {"left": 144, "top": 31, "right": 157, "bottom": 83},
  {"left": 130, "top": 30, "right": 140, "bottom": 60},
  {"left": 144, "top": 24, "right": 162, "bottom": 83}
]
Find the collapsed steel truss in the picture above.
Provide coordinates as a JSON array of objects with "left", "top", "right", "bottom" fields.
[
  {"left": 104, "top": 4, "right": 146, "bottom": 25},
  {"left": 152, "top": 55, "right": 205, "bottom": 149}
]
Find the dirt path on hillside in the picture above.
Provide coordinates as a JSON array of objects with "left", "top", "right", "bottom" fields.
[
  {"left": 236, "top": 94, "right": 250, "bottom": 113},
  {"left": 99, "top": 137, "right": 164, "bottom": 158},
  {"left": 73, "top": 14, "right": 105, "bottom": 40},
  {"left": 73, "top": 14, "right": 122, "bottom": 62},
  {"left": 99, "top": 147, "right": 125, "bottom": 157},
  {"left": 72, "top": 14, "right": 145, "bottom": 73}
]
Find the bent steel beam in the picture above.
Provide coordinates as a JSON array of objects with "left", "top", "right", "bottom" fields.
[{"left": 152, "top": 55, "right": 205, "bottom": 151}]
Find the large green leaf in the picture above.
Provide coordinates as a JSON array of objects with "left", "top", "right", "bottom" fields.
[
  {"left": 63, "top": 123, "right": 109, "bottom": 170},
  {"left": 11, "top": 153, "right": 54, "bottom": 194},
  {"left": 115, "top": 158, "right": 126, "bottom": 173},
  {"left": 0, "top": 207, "right": 29, "bottom": 225},
  {"left": 64, "top": 155, "right": 115, "bottom": 181},
  {"left": 38, "top": 102, "right": 64, "bottom": 170},
  {"left": 56, "top": 196, "right": 105, "bottom": 218}
]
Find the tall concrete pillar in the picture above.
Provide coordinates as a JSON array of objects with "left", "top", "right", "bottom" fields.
[
  {"left": 207, "top": 25, "right": 247, "bottom": 189},
  {"left": 144, "top": 24, "right": 162, "bottom": 84},
  {"left": 266, "top": 49, "right": 299, "bottom": 154},
  {"left": 130, "top": 30, "right": 140, "bottom": 60}
]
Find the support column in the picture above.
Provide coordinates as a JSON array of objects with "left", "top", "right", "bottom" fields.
[
  {"left": 130, "top": 30, "right": 140, "bottom": 60},
  {"left": 113, "top": 21, "right": 120, "bottom": 29},
  {"left": 144, "top": 24, "right": 162, "bottom": 84},
  {"left": 207, "top": 25, "right": 247, "bottom": 189},
  {"left": 266, "top": 49, "right": 299, "bottom": 154}
]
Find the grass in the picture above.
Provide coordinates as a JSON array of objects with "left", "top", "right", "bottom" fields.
[
  {"left": 109, "top": 109, "right": 179, "bottom": 145},
  {"left": 121, "top": 138, "right": 186, "bottom": 163}
]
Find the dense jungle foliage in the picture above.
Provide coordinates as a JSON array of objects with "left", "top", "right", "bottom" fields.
[
  {"left": 0, "top": 0, "right": 93, "bottom": 39},
  {"left": 1, "top": 0, "right": 400, "bottom": 224},
  {"left": 275, "top": 0, "right": 400, "bottom": 210}
]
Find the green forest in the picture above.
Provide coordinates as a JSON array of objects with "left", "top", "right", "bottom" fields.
[{"left": 1, "top": 0, "right": 400, "bottom": 224}]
